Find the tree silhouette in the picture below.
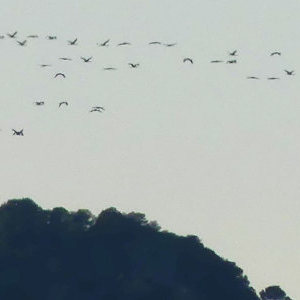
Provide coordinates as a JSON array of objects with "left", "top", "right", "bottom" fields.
[
  {"left": 0, "top": 198, "right": 262, "bottom": 300},
  {"left": 260, "top": 286, "right": 292, "bottom": 300}
]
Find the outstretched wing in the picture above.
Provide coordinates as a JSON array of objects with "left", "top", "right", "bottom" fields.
[
  {"left": 103, "top": 67, "right": 116, "bottom": 71},
  {"left": 8, "top": 31, "right": 18, "bottom": 37},
  {"left": 118, "top": 42, "right": 131, "bottom": 46},
  {"left": 183, "top": 58, "right": 193, "bottom": 64},
  {"left": 69, "top": 38, "right": 77, "bottom": 44},
  {"left": 55, "top": 73, "right": 66, "bottom": 78},
  {"left": 165, "top": 43, "right": 177, "bottom": 47},
  {"left": 149, "top": 41, "right": 161, "bottom": 45}
]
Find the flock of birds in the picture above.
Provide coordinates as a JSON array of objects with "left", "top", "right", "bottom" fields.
[
  {"left": 211, "top": 49, "right": 295, "bottom": 80},
  {"left": 1, "top": 31, "right": 296, "bottom": 136}
]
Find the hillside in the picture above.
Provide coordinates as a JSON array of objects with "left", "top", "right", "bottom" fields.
[{"left": 0, "top": 198, "right": 260, "bottom": 300}]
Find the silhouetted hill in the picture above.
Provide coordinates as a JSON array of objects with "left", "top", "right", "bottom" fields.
[{"left": 0, "top": 198, "right": 259, "bottom": 300}]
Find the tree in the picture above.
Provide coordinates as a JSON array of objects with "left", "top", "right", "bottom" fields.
[
  {"left": 260, "top": 286, "right": 292, "bottom": 300},
  {"left": 0, "top": 198, "right": 264, "bottom": 300}
]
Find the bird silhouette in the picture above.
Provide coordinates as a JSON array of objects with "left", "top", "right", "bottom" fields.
[
  {"left": 54, "top": 73, "right": 66, "bottom": 78},
  {"left": 90, "top": 107, "right": 105, "bottom": 112},
  {"left": 284, "top": 70, "right": 295, "bottom": 75},
  {"left": 17, "top": 40, "right": 27, "bottom": 46},
  {"left": 270, "top": 52, "right": 281, "bottom": 56},
  {"left": 210, "top": 60, "right": 224, "bottom": 63},
  {"left": 229, "top": 50, "right": 237, "bottom": 56},
  {"left": 183, "top": 58, "right": 193, "bottom": 64},
  {"left": 34, "top": 101, "right": 45, "bottom": 106},
  {"left": 98, "top": 39, "right": 110, "bottom": 46},
  {"left": 68, "top": 38, "right": 78, "bottom": 45},
  {"left": 117, "top": 42, "right": 131, "bottom": 46},
  {"left": 40, "top": 64, "right": 51, "bottom": 68},
  {"left": 226, "top": 60, "right": 237, "bottom": 64},
  {"left": 27, "top": 35, "right": 38, "bottom": 38},
  {"left": 128, "top": 63, "right": 140, "bottom": 68},
  {"left": 12, "top": 129, "right": 23, "bottom": 136},
  {"left": 267, "top": 77, "right": 280, "bottom": 80},
  {"left": 247, "top": 76, "right": 260, "bottom": 80},
  {"left": 164, "top": 43, "right": 177, "bottom": 47},
  {"left": 92, "top": 106, "right": 105, "bottom": 110},
  {"left": 103, "top": 67, "right": 117, "bottom": 71},
  {"left": 47, "top": 35, "right": 57, "bottom": 40},
  {"left": 149, "top": 41, "right": 162, "bottom": 45},
  {"left": 81, "top": 56, "right": 93, "bottom": 62},
  {"left": 7, "top": 31, "right": 17, "bottom": 38},
  {"left": 59, "top": 57, "right": 72, "bottom": 61},
  {"left": 59, "top": 101, "right": 68, "bottom": 107}
]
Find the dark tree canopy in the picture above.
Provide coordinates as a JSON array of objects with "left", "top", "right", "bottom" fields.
[
  {"left": 260, "top": 286, "right": 292, "bottom": 300},
  {"left": 0, "top": 198, "right": 261, "bottom": 300}
]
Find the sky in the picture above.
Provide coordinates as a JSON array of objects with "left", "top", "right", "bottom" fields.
[{"left": 0, "top": 0, "right": 299, "bottom": 298}]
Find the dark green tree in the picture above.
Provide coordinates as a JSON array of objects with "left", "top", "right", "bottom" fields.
[
  {"left": 260, "top": 286, "right": 292, "bottom": 300},
  {"left": 0, "top": 198, "right": 263, "bottom": 300}
]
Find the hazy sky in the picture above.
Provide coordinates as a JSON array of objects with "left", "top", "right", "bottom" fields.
[{"left": 0, "top": 0, "right": 299, "bottom": 298}]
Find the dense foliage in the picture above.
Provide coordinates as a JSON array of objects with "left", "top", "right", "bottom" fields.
[
  {"left": 260, "top": 286, "right": 292, "bottom": 300},
  {"left": 0, "top": 198, "right": 260, "bottom": 300}
]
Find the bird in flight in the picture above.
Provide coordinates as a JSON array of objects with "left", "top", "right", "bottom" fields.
[
  {"left": 226, "top": 60, "right": 237, "bottom": 64},
  {"left": 183, "top": 58, "right": 193, "bottom": 64},
  {"left": 17, "top": 40, "right": 27, "bottom": 46},
  {"left": 54, "top": 73, "right": 66, "bottom": 78},
  {"left": 103, "top": 67, "right": 117, "bottom": 71},
  {"left": 59, "top": 57, "right": 72, "bottom": 61},
  {"left": 149, "top": 41, "right": 161, "bottom": 45},
  {"left": 90, "top": 106, "right": 105, "bottom": 112},
  {"left": 92, "top": 106, "right": 105, "bottom": 110},
  {"left": 210, "top": 60, "right": 223, "bottom": 63},
  {"left": 12, "top": 129, "right": 24, "bottom": 136},
  {"left": 267, "top": 77, "right": 280, "bottom": 80},
  {"left": 27, "top": 34, "right": 38, "bottom": 38},
  {"left": 164, "top": 43, "right": 177, "bottom": 47},
  {"left": 68, "top": 38, "right": 78, "bottom": 45},
  {"left": 270, "top": 51, "right": 281, "bottom": 56},
  {"left": 7, "top": 31, "right": 17, "bottom": 38},
  {"left": 128, "top": 63, "right": 140, "bottom": 68},
  {"left": 284, "top": 70, "right": 295, "bottom": 75},
  {"left": 47, "top": 35, "right": 57, "bottom": 40},
  {"left": 81, "top": 56, "right": 93, "bottom": 63},
  {"left": 229, "top": 50, "right": 238, "bottom": 56},
  {"left": 247, "top": 76, "right": 260, "bottom": 80},
  {"left": 59, "top": 101, "right": 68, "bottom": 107},
  {"left": 34, "top": 101, "right": 45, "bottom": 106},
  {"left": 117, "top": 42, "right": 131, "bottom": 46},
  {"left": 40, "top": 64, "right": 51, "bottom": 68},
  {"left": 98, "top": 39, "right": 110, "bottom": 47}
]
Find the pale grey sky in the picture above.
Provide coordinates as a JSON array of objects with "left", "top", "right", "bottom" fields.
[{"left": 0, "top": 0, "right": 299, "bottom": 298}]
